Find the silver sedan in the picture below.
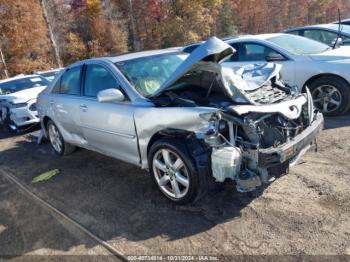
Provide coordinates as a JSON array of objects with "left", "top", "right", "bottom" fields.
[{"left": 38, "top": 37, "right": 323, "bottom": 204}]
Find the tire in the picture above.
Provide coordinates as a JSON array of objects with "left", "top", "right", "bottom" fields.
[
  {"left": 47, "top": 120, "right": 76, "bottom": 156},
  {"left": 148, "top": 138, "right": 206, "bottom": 204},
  {"left": 309, "top": 76, "right": 350, "bottom": 116},
  {"left": 2, "top": 107, "right": 15, "bottom": 132}
]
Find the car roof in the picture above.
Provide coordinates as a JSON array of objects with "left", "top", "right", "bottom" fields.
[
  {"left": 35, "top": 68, "right": 63, "bottom": 74},
  {"left": 333, "top": 18, "right": 350, "bottom": 23},
  {"left": 182, "top": 33, "right": 288, "bottom": 53},
  {"left": 0, "top": 74, "right": 43, "bottom": 84},
  {"left": 225, "top": 33, "right": 286, "bottom": 42},
  {"left": 284, "top": 23, "right": 350, "bottom": 34},
  {"left": 79, "top": 47, "right": 183, "bottom": 65}
]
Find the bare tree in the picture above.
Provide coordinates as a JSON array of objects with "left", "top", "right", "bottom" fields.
[
  {"left": 0, "top": 37, "right": 9, "bottom": 78},
  {"left": 128, "top": 0, "right": 141, "bottom": 51},
  {"left": 40, "top": 0, "right": 62, "bottom": 67}
]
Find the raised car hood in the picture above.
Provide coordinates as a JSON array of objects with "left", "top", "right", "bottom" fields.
[
  {"left": 152, "top": 37, "right": 284, "bottom": 103},
  {"left": 0, "top": 86, "right": 46, "bottom": 104},
  {"left": 152, "top": 37, "right": 234, "bottom": 97},
  {"left": 310, "top": 46, "right": 350, "bottom": 61}
]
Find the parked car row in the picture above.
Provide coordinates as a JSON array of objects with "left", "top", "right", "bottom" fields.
[
  {"left": 1, "top": 19, "right": 349, "bottom": 203},
  {"left": 0, "top": 69, "right": 63, "bottom": 131},
  {"left": 284, "top": 23, "right": 350, "bottom": 47},
  {"left": 183, "top": 33, "right": 350, "bottom": 116}
]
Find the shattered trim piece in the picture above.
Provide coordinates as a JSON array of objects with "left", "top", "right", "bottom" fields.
[{"left": 230, "top": 95, "right": 307, "bottom": 119}]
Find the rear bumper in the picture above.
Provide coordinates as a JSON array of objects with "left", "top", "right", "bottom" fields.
[{"left": 258, "top": 112, "right": 324, "bottom": 167}]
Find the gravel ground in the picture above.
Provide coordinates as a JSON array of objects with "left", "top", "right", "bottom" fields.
[{"left": 0, "top": 114, "right": 349, "bottom": 260}]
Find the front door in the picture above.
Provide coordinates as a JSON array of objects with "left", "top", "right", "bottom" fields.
[{"left": 79, "top": 63, "right": 139, "bottom": 165}]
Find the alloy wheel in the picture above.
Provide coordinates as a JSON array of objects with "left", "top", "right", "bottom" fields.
[
  {"left": 152, "top": 148, "right": 190, "bottom": 199},
  {"left": 312, "top": 85, "right": 342, "bottom": 114},
  {"left": 48, "top": 124, "right": 63, "bottom": 154}
]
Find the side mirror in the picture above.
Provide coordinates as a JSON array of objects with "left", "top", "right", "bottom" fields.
[
  {"left": 97, "top": 88, "right": 125, "bottom": 103},
  {"left": 265, "top": 53, "right": 286, "bottom": 62},
  {"left": 331, "top": 37, "right": 343, "bottom": 47}
]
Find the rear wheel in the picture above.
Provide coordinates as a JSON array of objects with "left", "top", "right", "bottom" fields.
[
  {"left": 148, "top": 138, "right": 205, "bottom": 204},
  {"left": 309, "top": 76, "right": 350, "bottom": 116},
  {"left": 47, "top": 120, "right": 75, "bottom": 156}
]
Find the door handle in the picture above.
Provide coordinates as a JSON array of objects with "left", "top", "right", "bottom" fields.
[{"left": 79, "top": 104, "right": 88, "bottom": 112}]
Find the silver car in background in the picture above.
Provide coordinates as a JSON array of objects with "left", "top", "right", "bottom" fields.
[
  {"left": 38, "top": 37, "right": 323, "bottom": 204},
  {"left": 184, "top": 34, "right": 350, "bottom": 116},
  {"left": 35, "top": 68, "right": 64, "bottom": 82}
]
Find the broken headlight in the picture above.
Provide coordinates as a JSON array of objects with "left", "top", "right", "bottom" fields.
[{"left": 199, "top": 112, "right": 223, "bottom": 147}]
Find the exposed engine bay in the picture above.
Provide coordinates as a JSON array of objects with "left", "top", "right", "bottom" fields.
[{"left": 151, "top": 61, "right": 323, "bottom": 193}]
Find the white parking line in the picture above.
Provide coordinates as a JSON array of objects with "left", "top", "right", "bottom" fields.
[{"left": 0, "top": 167, "right": 128, "bottom": 261}]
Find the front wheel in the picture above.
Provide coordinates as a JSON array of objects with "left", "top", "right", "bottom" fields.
[
  {"left": 148, "top": 139, "right": 204, "bottom": 204},
  {"left": 309, "top": 76, "right": 350, "bottom": 116},
  {"left": 1, "top": 107, "right": 15, "bottom": 132},
  {"left": 47, "top": 120, "right": 75, "bottom": 156}
]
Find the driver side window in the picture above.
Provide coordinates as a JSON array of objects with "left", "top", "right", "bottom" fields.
[
  {"left": 84, "top": 64, "right": 120, "bottom": 97},
  {"left": 238, "top": 43, "right": 281, "bottom": 62}
]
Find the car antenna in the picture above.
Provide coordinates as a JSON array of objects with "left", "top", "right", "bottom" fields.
[{"left": 333, "top": 8, "right": 342, "bottom": 49}]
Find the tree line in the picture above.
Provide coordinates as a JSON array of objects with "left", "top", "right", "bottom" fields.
[{"left": 0, "top": 0, "right": 349, "bottom": 79}]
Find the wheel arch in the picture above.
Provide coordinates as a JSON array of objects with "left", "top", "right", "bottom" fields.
[
  {"left": 146, "top": 128, "right": 194, "bottom": 156},
  {"left": 303, "top": 73, "right": 350, "bottom": 91},
  {"left": 42, "top": 115, "right": 52, "bottom": 131}
]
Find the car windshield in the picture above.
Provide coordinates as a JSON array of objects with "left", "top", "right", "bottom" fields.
[
  {"left": 115, "top": 52, "right": 189, "bottom": 97},
  {"left": 267, "top": 34, "right": 330, "bottom": 55},
  {"left": 0, "top": 76, "right": 49, "bottom": 95}
]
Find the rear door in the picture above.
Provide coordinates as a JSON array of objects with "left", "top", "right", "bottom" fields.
[
  {"left": 224, "top": 42, "right": 296, "bottom": 87},
  {"left": 49, "top": 65, "right": 85, "bottom": 144},
  {"left": 79, "top": 62, "right": 139, "bottom": 165}
]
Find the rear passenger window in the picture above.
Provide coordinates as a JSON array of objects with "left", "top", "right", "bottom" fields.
[{"left": 60, "top": 66, "right": 82, "bottom": 95}]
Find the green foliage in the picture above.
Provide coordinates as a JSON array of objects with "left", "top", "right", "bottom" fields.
[
  {"left": 217, "top": 0, "right": 238, "bottom": 37},
  {"left": 64, "top": 32, "right": 88, "bottom": 64}
]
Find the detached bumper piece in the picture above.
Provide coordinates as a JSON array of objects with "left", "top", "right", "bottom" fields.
[{"left": 258, "top": 112, "right": 324, "bottom": 168}]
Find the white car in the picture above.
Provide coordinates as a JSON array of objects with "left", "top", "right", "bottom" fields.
[
  {"left": 0, "top": 75, "right": 50, "bottom": 130},
  {"left": 35, "top": 68, "right": 64, "bottom": 82},
  {"left": 184, "top": 33, "right": 350, "bottom": 116}
]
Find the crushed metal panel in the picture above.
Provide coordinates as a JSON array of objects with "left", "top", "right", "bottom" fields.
[
  {"left": 134, "top": 106, "right": 218, "bottom": 168},
  {"left": 229, "top": 95, "right": 307, "bottom": 119}
]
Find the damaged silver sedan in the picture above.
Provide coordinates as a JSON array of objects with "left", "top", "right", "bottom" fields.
[{"left": 37, "top": 37, "right": 324, "bottom": 204}]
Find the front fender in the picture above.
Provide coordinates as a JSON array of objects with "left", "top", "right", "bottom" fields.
[{"left": 134, "top": 106, "right": 218, "bottom": 169}]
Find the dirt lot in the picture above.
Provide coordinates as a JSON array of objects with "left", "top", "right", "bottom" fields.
[{"left": 0, "top": 114, "right": 350, "bottom": 260}]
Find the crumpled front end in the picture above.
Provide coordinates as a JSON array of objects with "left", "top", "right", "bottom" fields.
[
  {"left": 202, "top": 89, "right": 323, "bottom": 192},
  {"left": 8, "top": 99, "right": 40, "bottom": 129},
  {"left": 144, "top": 36, "right": 323, "bottom": 193}
]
